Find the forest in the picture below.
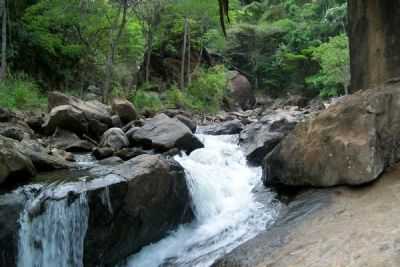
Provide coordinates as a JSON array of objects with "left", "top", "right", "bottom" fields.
[{"left": 0, "top": 0, "right": 348, "bottom": 113}]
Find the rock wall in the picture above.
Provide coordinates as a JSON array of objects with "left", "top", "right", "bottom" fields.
[{"left": 349, "top": 0, "right": 400, "bottom": 91}]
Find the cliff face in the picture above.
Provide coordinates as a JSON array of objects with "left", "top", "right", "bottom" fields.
[{"left": 349, "top": 0, "right": 400, "bottom": 91}]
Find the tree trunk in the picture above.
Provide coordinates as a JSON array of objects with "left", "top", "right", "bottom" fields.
[
  {"left": 145, "top": 30, "right": 153, "bottom": 83},
  {"left": 0, "top": 0, "right": 7, "bottom": 81},
  {"left": 104, "top": 0, "right": 128, "bottom": 102},
  {"left": 187, "top": 21, "right": 191, "bottom": 85},
  {"left": 349, "top": 0, "right": 400, "bottom": 92},
  {"left": 180, "top": 17, "right": 188, "bottom": 89}
]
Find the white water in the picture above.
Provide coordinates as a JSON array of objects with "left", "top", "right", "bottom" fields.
[
  {"left": 17, "top": 193, "right": 89, "bottom": 267},
  {"left": 125, "top": 134, "right": 279, "bottom": 267}
]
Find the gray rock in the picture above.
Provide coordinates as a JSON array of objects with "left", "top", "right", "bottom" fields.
[
  {"left": 48, "top": 128, "right": 95, "bottom": 152},
  {"left": 92, "top": 147, "right": 114, "bottom": 160},
  {"left": 0, "top": 136, "right": 36, "bottom": 185},
  {"left": 264, "top": 85, "right": 400, "bottom": 187},
  {"left": 226, "top": 71, "right": 256, "bottom": 110},
  {"left": 100, "top": 128, "right": 129, "bottom": 151},
  {"left": 43, "top": 105, "right": 89, "bottom": 136},
  {"left": 111, "top": 98, "right": 137, "bottom": 124},
  {"left": 175, "top": 114, "right": 197, "bottom": 133},
  {"left": 202, "top": 119, "right": 244, "bottom": 135},
  {"left": 127, "top": 113, "right": 203, "bottom": 154}
]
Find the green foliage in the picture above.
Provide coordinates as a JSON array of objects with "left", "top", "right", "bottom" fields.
[
  {"left": 0, "top": 74, "right": 47, "bottom": 110},
  {"left": 132, "top": 90, "right": 163, "bottom": 113},
  {"left": 306, "top": 34, "right": 350, "bottom": 98}
]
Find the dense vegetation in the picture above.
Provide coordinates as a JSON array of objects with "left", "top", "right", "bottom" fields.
[{"left": 0, "top": 0, "right": 349, "bottom": 112}]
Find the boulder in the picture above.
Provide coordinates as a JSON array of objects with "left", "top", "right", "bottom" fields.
[
  {"left": 48, "top": 128, "right": 95, "bottom": 152},
  {"left": 100, "top": 128, "right": 129, "bottom": 151},
  {"left": 201, "top": 119, "right": 244, "bottom": 135},
  {"left": 18, "top": 139, "right": 71, "bottom": 172},
  {"left": 111, "top": 115, "right": 122, "bottom": 128},
  {"left": 175, "top": 114, "right": 197, "bottom": 133},
  {"left": 43, "top": 105, "right": 89, "bottom": 136},
  {"left": 0, "top": 121, "right": 33, "bottom": 141},
  {"left": 0, "top": 107, "right": 15, "bottom": 122},
  {"left": 227, "top": 71, "right": 256, "bottom": 110},
  {"left": 25, "top": 113, "right": 45, "bottom": 134},
  {"left": 240, "top": 111, "right": 301, "bottom": 165},
  {"left": 111, "top": 98, "right": 137, "bottom": 124},
  {"left": 264, "top": 85, "right": 400, "bottom": 187},
  {"left": 127, "top": 113, "right": 204, "bottom": 154},
  {"left": 92, "top": 147, "right": 114, "bottom": 160},
  {"left": 0, "top": 136, "right": 36, "bottom": 185},
  {"left": 47, "top": 92, "right": 112, "bottom": 139},
  {"left": 114, "top": 147, "right": 150, "bottom": 161}
]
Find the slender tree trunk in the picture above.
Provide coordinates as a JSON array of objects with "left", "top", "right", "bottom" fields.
[
  {"left": 187, "top": 21, "right": 191, "bottom": 85},
  {"left": 0, "top": 0, "right": 7, "bottom": 81},
  {"left": 104, "top": 0, "right": 128, "bottom": 102},
  {"left": 145, "top": 30, "right": 153, "bottom": 83},
  {"left": 180, "top": 17, "right": 188, "bottom": 89}
]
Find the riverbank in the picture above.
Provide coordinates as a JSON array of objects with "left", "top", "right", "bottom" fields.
[{"left": 214, "top": 163, "right": 400, "bottom": 267}]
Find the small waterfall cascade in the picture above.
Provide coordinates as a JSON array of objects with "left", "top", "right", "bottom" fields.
[
  {"left": 125, "top": 134, "right": 280, "bottom": 267},
  {"left": 17, "top": 191, "right": 89, "bottom": 267}
]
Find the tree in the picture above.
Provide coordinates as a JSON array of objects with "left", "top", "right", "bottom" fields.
[{"left": 0, "top": 0, "right": 7, "bottom": 81}]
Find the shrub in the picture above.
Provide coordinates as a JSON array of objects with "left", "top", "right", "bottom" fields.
[
  {"left": 0, "top": 74, "right": 47, "bottom": 110},
  {"left": 132, "top": 90, "right": 163, "bottom": 113}
]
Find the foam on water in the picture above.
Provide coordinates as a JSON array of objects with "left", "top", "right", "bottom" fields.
[{"left": 125, "top": 134, "right": 279, "bottom": 267}]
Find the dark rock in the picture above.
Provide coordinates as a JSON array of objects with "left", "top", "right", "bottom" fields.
[
  {"left": 92, "top": 147, "right": 114, "bottom": 160},
  {"left": 48, "top": 128, "right": 95, "bottom": 152},
  {"left": 83, "top": 155, "right": 193, "bottom": 267},
  {"left": 111, "top": 115, "right": 122, "bottom": 128},
  {"left": 0, "top": 136, "right": 36, "bottom": 185},
  {"left": 201, "top": 119, "right": 244, "bottom": 135},
  {"left": 100, "top": 128, "right": 129, "bottom": 151},
  {"left": 98, "top": 156, "right": 123, "bottom": 166},
  {"left": 0, "top": 121, "right": 33, "bottom": 141},
  {"left": 25, "top": 113, "right": 45, "bottom": 134},
  {"left": 285, "top": 94, "right": 309, "bottom": 108},
  {"left": 114, "top": 147, "right": 150, "bottom": 161},
  {"left": 111, "top": 98, "right": 138, "bottom": 124},
  {"left": 264, "top": 85, "right": 400, "bottom": 187},
  {"left": 175, "top": 114, "right": 197, "bottom": 133},
  {"left": 0, "top": 107, "right": 15, "bottom": 122},
  {"left": 127, "top": 113, "right": 203, "bottom": 154},
  {"left": 43, "top": 105, "right": 89, "bottom": 136}
]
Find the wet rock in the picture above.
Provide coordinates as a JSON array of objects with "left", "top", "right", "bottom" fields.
[
  {"left": 240, "top": 111, "right": 300, "bottom": 165},
  {"left": 0, "top": 192, "right": 25, "bottom": 267},
  {"left": 98, "top": 156, "right": 123, "bottom": 166},
  {"left": 92, "top": 147, "right": 114, "bottom": 160},
  {"left": 100, "top": 128, "right": 129, "bottom": 151},
  {"left": 201, "top": 119, "right": 244, "bottom": 135},
  {"left": 114, "top": 147, "right": 150, "bottom": 161},
  {"left": 264, "top": 85, "right": 400, "bottom": 187},
  {"left": 127, "top": 113, "right": 203, "bottom": 154},
  {"left": 111, "top": 98, "right": 137, "bottom": 124},
  {"left": 0, "top": 136, "right": 36, "bottom": 185},
  {"left": 48, "top": 128, "right": 95, "bottom": 152},
  {"left": 111, "top": 115, "right": 122, "bottom": 128}
]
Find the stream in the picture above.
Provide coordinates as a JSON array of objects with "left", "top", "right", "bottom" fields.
[{"left": 15, "top": 133, "right": 280, "bottom": 267}]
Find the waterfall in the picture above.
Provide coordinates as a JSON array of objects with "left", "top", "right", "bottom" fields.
[
  {"left": 17, "top": 193, "right": 89, "bottom": 267},
  {"left": 125, "top": 134, "right": 280, "bottom": 267}
]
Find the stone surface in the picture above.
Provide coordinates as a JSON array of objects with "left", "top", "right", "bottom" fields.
[
  {"left": 92, "top": 147, "right": 114, "bottom": 160},
  {"left": 48, "top": 128, "right": 95, "bottom": 152},
  {"left": 43, "top": 105, "right": 89, "bottom": 136},
  {"left": 213, "top": 163, "right": 400, "bottom": 267},
  {"left": 0, "top": 121, "right": 33, "bottom": 141},
  {"left": 264, "top": 85, "right": 400, "bottom": 187},
  {"left": 201, "top": 119, "right": 244, "bottom": 135},
  {"left": 127, "top": 113, "right": 203, "bottom": 154},
  {"left": 0, "top": 136, "right": 36, "bottom": 185},
  {"left": 111, "top": 98, "right": 138, "bottom": 124},
  {"left": 175, "top": 114, "right": 197, "bottom": 133},
  {"left": 240, "top": 111, "right": 300, "bottom": 165},
  {"left": 100, "top": 128, "right": 129, "bottom": 151}
]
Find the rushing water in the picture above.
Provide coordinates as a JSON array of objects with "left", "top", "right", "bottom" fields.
[
  {"left": 16, "top": 134, "right": 279, "bottom": 267},
  {"left": 124, "top": 134, "right": 279, "bottom": 267},
  {"left": 17, "top": 192, "right": 89, "bottom": 267}
]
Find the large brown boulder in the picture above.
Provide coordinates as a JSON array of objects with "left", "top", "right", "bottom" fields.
[
  {"left": 111, "top": 98, "right": 137, "bottom": 124},
  {"left": 127, "top": 113, "right": 204, "bottom": 154},
  {"left": 264, "top": 84, "right": 400, "bottom": 187},
  {"left": 227, "top": 71, "right": 256, "bottom": 110}
]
